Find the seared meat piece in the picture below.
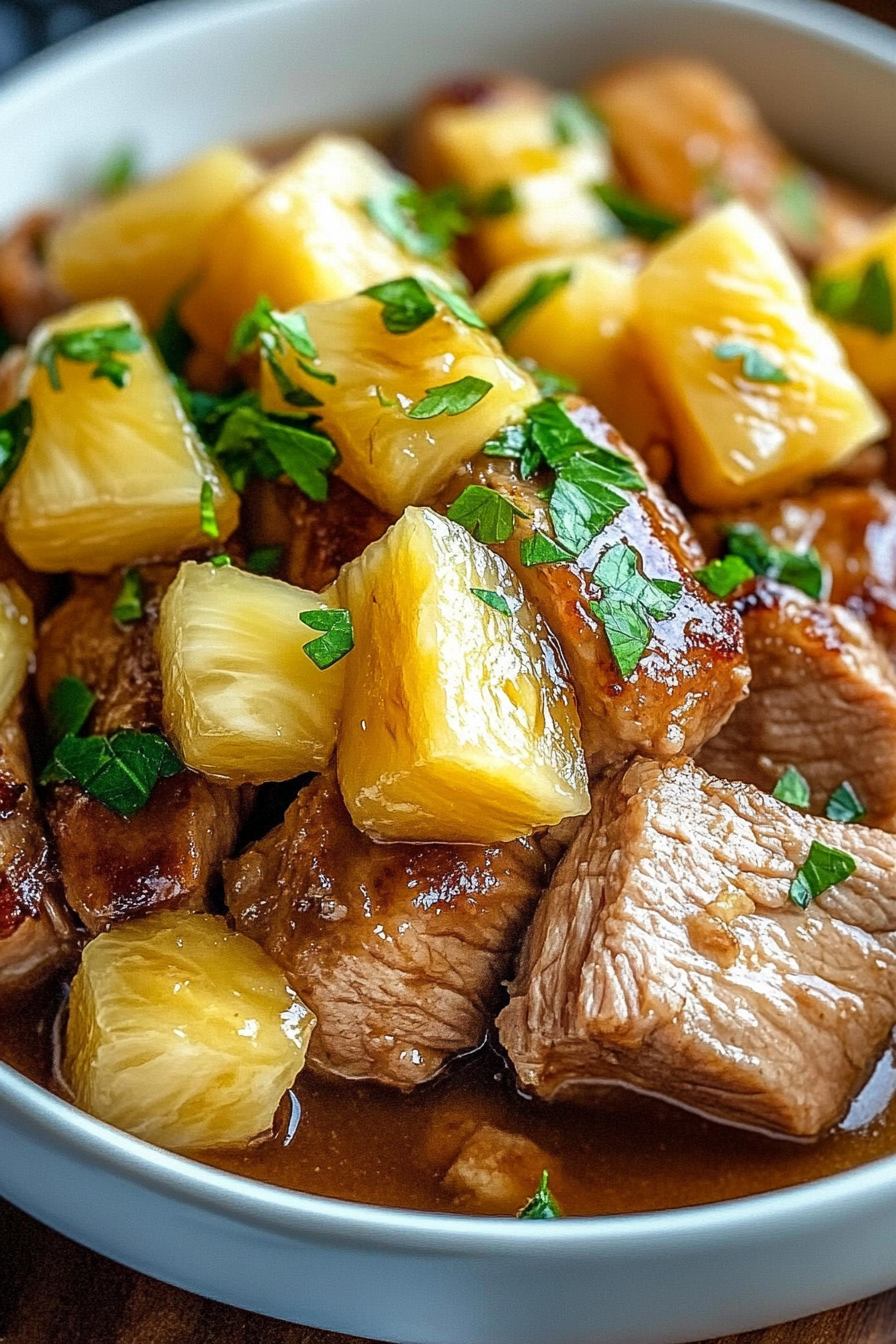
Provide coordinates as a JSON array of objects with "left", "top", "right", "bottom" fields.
[
  {"left": 225, "top": 771, "right": 545, "bottom": 1089},
  {"left": 442, "top": 1123, "right": 553, "bottom": 1215},
  {"left": 499, "top": 756, "right": 896, "bottom": 1138},
  {"left": 698, "top": 579, "right": 896, "bottom": 829},
  {"left": 285, "top": 476, "right": 392, "bottom": 591},
  {"left": 441, "top": 402, "right": 750, "bottom": 773},
  {"left": 0, "top": 698, "right": 74, "bottom": 989},
  {"left": 0, "top": 212, "right": 67, "bottom": 342},
  {"left": 37, "top": 568, "right": 247, "bottom": 934}
]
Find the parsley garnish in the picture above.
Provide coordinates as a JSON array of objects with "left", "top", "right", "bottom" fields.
[
  {"left": 772, "top": 765, "right": 810, "bottom": 810},
  {"left": 714, "top": 340, "right": 790, "bottom": 384},
  {"left": 41, "top": 729, "right": 182, "bottom": 818},
  {"left": 517, "top": 358, "right": 578, "bottom": 396},
  {"left": 299, "top": 608, "right": 354, "bottom": 670},
  {"left": 520, "top": 532, "right": 575, "bottom": 566},
  {"left": 476, "top": 184, "right": 517, "bottom": 217},
  {"left": 517, "top": 1171, "right": 561, "bottom": 1220},
  {"left": 812, "top": 258, "right": 894, "bottom": 336},
  {"left": 36, "top": 323, "right": 143, "bottom": 391},
  {"left": 246, "top": 545, "right": 283, "bottom": 576},
  {"left": 424, "top": 279, "right": 486, "bottom": 329},
  {"left": 364, "top": 179, "right": 469, "bottom": 259},
  {"left": 825, "top": 782, "right": 866, "bottom": 824},
  {"left": 774, "top": 167, "right": 821, "bottom": 243},
  {"left": 723, "top": 523, "right": 825, "bottom": 600},
  {"left": 592, "top": 183, "right": 681, "bottom": 242},
  {"left": 199, "top": 481, "right": 218, "bottom": 538},
  {"left": 47, "top": 676, "right": 95, "bottom": 744},
  {"left": 589, "top": 543, "right": 682, "bottom": 679},
  {"left": 153, "top": 299, "right": 194, "bottom": 376},
  {"left": 447, "top": 485, "right": 528, "bottom": 544},
  {"left": 210, "top": 554, "right": 232, "bottom": 568},
  {"left": 210, "top": 398, "right": 338, "bottom": 501},
  {"left": 232, "top": 295, "right": 334, "bottom": 400},
  {"left": 362, "top": 276, "right": 485, "bottom": 335},
  {"left": 408, "top": 376, "right": 493, "bottom": 419},
  {"left": 95, "top": 146, "right": 138, "bottom": 197},
  {"left": 551, "top": 93, "right": 605, "bottom": 147},
  {"left": 112, "top": 568, "right": 143, "bottom": 624},
  {"left": 0, "top": 399, "right": 31, "bottom": 492},
  {"left": 492, "top": 269, "right": 573, "bottom": 345},
  {"left": 789, "top": 840, "right": 857, "bottom": 909},
  {"left": 470, "top": 587, "right": 512, "bottom": 616},
  {"left": 693, "top": 555, "right": 753, "bottom": 598}
]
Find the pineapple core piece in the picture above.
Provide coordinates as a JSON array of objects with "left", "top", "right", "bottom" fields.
[
  {"left": 0, "top": 581, "right": 32, "bottom": 722},
  {"left": 336, "top": 506, "right": 588, "bottom": 844},
  {"left": 66, "top": 911, "right": 315, "bottom": 1152},
  {"left": 180, "top": 135, "right": 457, "bottom": 359},
  {"left": 2, "top": 299, "right": 238, "bottom": 573},
  {"left": 812, "top": 209, "right": 896, "bottom": 402},
  {"left": 159, "top": 561, "right": 345, "bottom": 785},
  {"left": 633, "top": 202, "right": 888, "bottom": 509},
  {"left": 46, "top": 146, "right": 261, "bottom": 330},
  {"left": 260, "top": 291, "right": 538, "bottom": 516}
]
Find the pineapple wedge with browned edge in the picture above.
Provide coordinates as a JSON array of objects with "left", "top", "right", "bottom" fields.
[
  {"left": 2, "top": 299, "right": 238, "bottom": 573},
  {"left": 0, "top": 581, "right": 32, "bottom": 722},
  {"left": 180, "top": 136, "right": 458, "bottom": 360},
  {"left": 336, "top": 506, "right": 588, "bottom": 844},
  {"left": 633, "top": 202, "right": 888, "bottom": 509},
  {"left": 46, "top": 146, "right": 261, "bottom": 330},
  {"left": 159, "top": 561, "right": 345, "bottom": 785},
  {"left": 65, "top": 911, "right": 315, "bottom": 1152},
  {"left": 260, "top": 290, "right": 538, "bottom": 516},
  {"left": 812, "top": 209, "right": 896, "bottom": 402}
]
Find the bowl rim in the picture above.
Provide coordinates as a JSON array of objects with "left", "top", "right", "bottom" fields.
[{"left": 4, "top": 0, "right": 896, "bottom": 1253}]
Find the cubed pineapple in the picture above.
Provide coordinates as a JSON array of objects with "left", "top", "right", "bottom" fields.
[
  {"left": 336, "top": 506, "right": 588, "bottom": 844},
  {"left": 474, "top": 252, "right": 668, "bottom": 450},
  {"left": 812, "top": 210, "right": 896, "bottom": 402},
  {"left": 2, "top": 299, "right": 238, "bottom": 572},
  {"left": 159, "top": 561, "right": 345, "bottom": 784},
  {"left": 65, "top": 911, "right": 315, "bottom": 1152},
  {"left": 633, "top": 202, "right": 888, "bottom": 509},
  {"left": 46, "top": 146, "right": 261, "bottom": 331},
  {"left": 180, "top": 136, "right": 457, "bottom": 360},
  {"left": 0, "top": 581, "right": 32, "bottom": 721},
  {"left": 474, "top": 174, "right": 622, "bottom": 273},
  {"left": 261, "top": 290, "right": 538, "bottom": 515}
]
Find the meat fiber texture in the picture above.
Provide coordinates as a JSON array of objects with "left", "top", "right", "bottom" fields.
[{"left": 499, "top": 756, "right": 896, "bottom": 1138}]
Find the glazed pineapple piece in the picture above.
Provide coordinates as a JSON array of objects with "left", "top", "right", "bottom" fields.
[
  {"left": 65, "top": 911, "right": 315, "bottom": 1151},
  {"left": 180, "top": 135, "right": 459, "bottom": 359},
  {"left": 336, "top": 506, "right": 588, "bottom": 844},
  {"left": 2, "top": 298, "right": 237, "bottom": 572},
  {"left": 0, "top": 580, "right": 32, "bottom": 721},
  {"left": 159, "top": 561, "right": 347, "bottom": 785},
  {"left": 260, "top": 285, "right": 538, "bottom": 515},
  {"left": 46, "top": 146, "right": 261, "bottom": 330},
  {"left": 812, "top": 209, "right": 896, "bottom": 403},
  {"left": 633, "top": 202, "right": 888, "bottom": 509}
]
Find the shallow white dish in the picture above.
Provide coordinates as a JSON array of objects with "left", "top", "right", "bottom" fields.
[{"left": 1, "top": 0, "right": 896, "bottom": 1340}]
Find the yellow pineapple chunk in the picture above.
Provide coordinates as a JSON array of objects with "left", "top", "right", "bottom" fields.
[
  {"left": 2, "top": 299, "right": 238, "bottom": 573},
  {"left": 261, "top": 290, "right": 537, "bottom": 516},
  {"left": 475, "top": 174, "right": 621, "bottom": 272},
  {"left": 336, "top": 506, "right": 588, "bottom": 844},
  {"left": 812, "top": 209, "right": 896, "bottom": 402},
  {"left": 159, "top": 561, "right": 345, "bottom": 785},
  {"left": 65, "top": 911, "right": 315, "bottom": 1152},
  {"left": 0, "top": 581, "right": 32, "bottom": 721},
  {"left": 180, "top": 136, "right": 457, "bottom": 359},
  {"left": 633, "top": 202, "right": 888, "bottom": 508},
  {"left": 46, "top": 146, "right": 261, "bottom": 330}
]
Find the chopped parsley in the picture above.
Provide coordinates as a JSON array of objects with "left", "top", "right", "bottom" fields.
[
  {"left": 693, "top": 554, "right": 753, "bottom": 598},
  {"left": 36, "top": 322, "right": 143, "bottom": 391},
  {"left": 446, "top": 485, "right": 527, "bottom": 545},
  {"left": 0, "top": 399, "right": 32, "bottom": 492},
  {"left": 210, "top": 554, "right": 232, "bottom": 568},
  {"left": 112, "top": 568, "right": 143, "bottom": 624},
  {"left": 199, "top": 481, "right": 219, "bottom": 538},
  {"left": 364, "top": 179, "right": 469, "bottom": 259},
  {"left": 825, "top": 781, "right": 866, "bottom": 825},
  {"left": 246, "top": 545, "right": 283, "bottom": 576},
  {"left": 714, "top": 340, "right": 790, "bottom": 384},
  {"left": 299, "top": 608, "right": 354, "bottom": 670},
  {"left": 723, "top": 523, "right": 826, "bottom": 600},
  {"left": 789, "top": 840, "right": 856, "bottom": 909},
  {"left": 520, "top": 532, "right": 575, "bottom": 566},
  {"left": 774, "top": 167, "right": 821, "bottom": 244},
  {"left": 153, "top": 299, "right": 194, "bottom": 376},
  {"left": 95, "top": 145, "right": 138, "bottom": 197},
  {"left": 47, "top": 676, "right": 95, "bottom": 744},
  {"left": 407, "top": 375, "right": 493, "bottom": 419},
  {"left": 470, "top": 587, "right": 512, "bottom": 616},
  {"left": 551, "top": 93, "right": 605, "bottom": 147},
  {"left": 592, "top": 183, "right": 681, "bottom": 242},
  {"left": 492, "top": 268, "right": 573, "bottom": 345},
  {"left": 209, "top": 398, "right": 338, "bottom": 501},
  {"left": 517, "top": 1170, "right": 561, "bottom": 1220},
  {"left": 361, "top": 276, "right": 485, "bottom": 335},
  {"left": 812, "top": 257, "right": 894, "bottom": 336},
  {"left": 517, "top": 357, "right": 578, "bottom": 396},
  {"left": 41, "top": 728, "right": 182, "bottom": 818},
  {"left": 232, "top": 295, "right": 334, "bottom": 403},
  {"left": 772, "top": 765, "right": 810, "bottom": 810},
  {"left": 589, "top": 543, "right": 682, "bottom": 679},
  {"left": 475, "top": 183, "right": 517, "bottom": 217}
]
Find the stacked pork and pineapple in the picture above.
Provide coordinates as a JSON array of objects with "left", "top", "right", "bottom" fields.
[{"left": 4, "top": 55, "right": 896, "bottom": 1179}]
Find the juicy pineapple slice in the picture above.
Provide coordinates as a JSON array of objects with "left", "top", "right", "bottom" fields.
[
  {"left": 336, "top": 506, "right": 588, "bottom": 843},
  {"left": 159, "top": 561, "right": 345, "bottom": 784},
  {"left": 0, "top": 581, "right": 32, "bottom": 722},
  {"left": 2, "top": 299, "right": 238, "bottom": 573},
  {"left": 46, "top": 146, "right": 261, "bottom": 330},
  {"left": 812, "top": 209, "right": 896, "bottom": 401},
  {"left": 633, "top": 202, "right": 888, "bottom": 508},
  {"left": 475, "top": 174, "right": 622, "bottom": 272},
  {"left": 180, "top": 136, "right": 457, "bottom": 359},
  {"left": 261, "top": 291, "right": 538, "bottom": 515},
  {"left": 65, "top": 911, "right": 315, "bottom": 1152}
]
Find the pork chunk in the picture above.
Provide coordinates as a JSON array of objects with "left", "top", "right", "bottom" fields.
[
  {"left": 284, "top": 476, "right": 392, "bottom": 591},
  {"left": 499, "top": 756, "right": 896, "bottom": 1137},
  {"left": 698, "top": 579, "right": 896, "bottom": 829},
  {"left": 0, "top": 212, "right": 67, "bottom": 342},
  {"left": 442, "top": 1123, "right": 553, "bottom": 1214},
  {"left": 225, "top": 771, "right": 545, "bottom": 1089}
]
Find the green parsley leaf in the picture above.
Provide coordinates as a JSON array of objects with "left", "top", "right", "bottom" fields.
[
  {"left": 483, "top": 422, "right": 531, "bottom": 459},
  {"left": 95, "top": 146, "right": 138, "bottom": 197},
  {"left": 423, "top": 279, "right": 487, "bottom": 330},
  {"left": 232, "top": 295, "right": 317, "bottom": 360},
  {"left": 299, "top": 608, "right": 354, "bottom": 670},
  {"left": 812, "top": 257, "right": 894, "bottom": 336},
  {"left": 559, "top": 446, "right": 646, "bottom": 495},
  {"left": 112, "top": 568, "right": 143, "bottom": 624},
  {"left": 492, "top": 269, "right": 573, "bottom": 345},
  {"left": 0, "top": 399, "right": 32, "bottom": 492},
  {"left": 520, "top": 531, "right": 575, "bottom": 566},
  {"left": 774, "top": 167, "right": 821, "bottom": 243},
  {"left": 211, "top": 399, "right": 338, "bottom": 501},
  {"left": 714, "top": 340, "right": 791, "bottom": 384},
  {"left": 592, "top": 183, "right": 681, "bottom": 242},
  {"left": 589, "top": 543, "right": 682, "bottom": 678},
  {"left": 408, "top": 376, "right": 493, "bottom": 419},
  {"left": 590, "top": 596, "right": 650, "bottom": 679},
  {"left": 517, "top": 358, "right": 578, "bottom": 396},
  {"left": 772, "top": 765, "right": 810, "bottom": 810},
  {"left": 210, "top": 554, "right": 232, "bottom": 568},
  {"left": 47, "top": 676, "right": 95, "bottom": 744},
  {"left": 447, "top": 484, "right": 527, "bottom": 544},
  {"left": 200, "top": 481, "right": 219, "bottom": 538},
  {"left": 825, "top": 782, "right": 866, "bottom": 825},
  {"left": 723, "top": 523, "right": 826, "bottom": 600},
  {"left": 517, "top": 1170, "right": 562, "bottom": 1220},
  {"left": 551, "top": 93, "right": 605, "bottom": 147},
  {"left": 41, "top": 729, "right": 182, "bottom": 817},
  {"left": 364, "top": 180, "right": 469, "bottom": 259},
  {"left": 362, "top": 277, "right": 436, "bottom": 334},
  {"left": 475, "top": 184, "right": 517, "bottom": 217},
  {"left": 693, "top": 554, "right": 754, "bottom": 597},
  {"left": 153, "top": 299, "right": 194, "bottom": 376},
  {"left": 550, "top": 476, "right": 626, "bottom": 555},
  {"left": 36, "top": 322, "right": 143, "bottom": 391},
  {"left": 470, "top": 587, "right": 512, "bottom": 616},
  {"left": 789, "top": 840, "right": 857, "bottom": 909},
  {"left": 246, "top": 544, "right": 283, "bottom": 576}
]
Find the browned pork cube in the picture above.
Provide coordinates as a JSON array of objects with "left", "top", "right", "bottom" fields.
[
  {"left": 499, "top": 756, "right": 896, "bottom": 1137},
  {"left": 225, "top": 771, "right": 546, "bottom": 1090}
]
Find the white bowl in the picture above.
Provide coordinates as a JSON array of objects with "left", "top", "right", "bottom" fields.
[{"left": 2, "top": 1, "right": 896, "bottom": 1341}]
